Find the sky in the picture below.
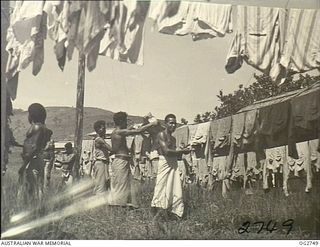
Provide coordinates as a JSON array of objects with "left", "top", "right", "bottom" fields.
[{"left": 12, "top": 0, "right": 320, "bottom": 122}]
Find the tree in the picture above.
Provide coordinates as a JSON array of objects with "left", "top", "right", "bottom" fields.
[
  {"left": 194, "top": 114, "right": 202, "bottom": 124},
  {"left": 194, "top": 73, "right": 319, "bottom": 121},
  {"left": 181, "top": 118, "right": 188, "bottom": 125}
]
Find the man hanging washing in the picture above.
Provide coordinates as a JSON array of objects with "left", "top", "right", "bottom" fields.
[
  {"left": 151, "top": 114, "right": 191, "bottom": 219},
  {"left": 110, "top": 112, "right": 158, "bottom": 207}
]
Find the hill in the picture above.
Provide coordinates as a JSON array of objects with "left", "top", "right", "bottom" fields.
[{"left": 10, "top": 107, "right": 144, "bottom": 143}]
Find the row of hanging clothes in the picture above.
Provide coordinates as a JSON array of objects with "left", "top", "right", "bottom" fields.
[
  {"left": 5, "top": 1, "right": 320, "bottom": 101},
  {"left": 173, "top": 83, "right": 320, "bottom": 197},
  {"left": 149, "top": 1, "right": 320, "bottom": 83},
  {"left": 5, "top": 0, "right": 151, "bottom": 101}
]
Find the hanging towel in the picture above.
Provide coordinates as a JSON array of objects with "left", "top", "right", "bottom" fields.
[
  {"left": 280, "top": 9, "right": 320, "bottom": 74},
  {"left": 225, "top": 6, "right": 283, "bottom": 81}
]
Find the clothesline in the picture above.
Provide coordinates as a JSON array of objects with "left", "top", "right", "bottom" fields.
[
  {"left": 3, "top": 0, "right": 319, "bottom": 182},
  {"left": 5, "top": 1, "right": 320, "bottom": 100}
]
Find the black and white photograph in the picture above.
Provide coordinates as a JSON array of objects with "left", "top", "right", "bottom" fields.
[{"left": 1, "top": 0, "right": 319, "bottom": 242}]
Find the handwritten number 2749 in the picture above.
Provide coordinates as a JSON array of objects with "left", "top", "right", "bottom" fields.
[{"left": 238, "top": 219, "right": 294, "bottom": 235}]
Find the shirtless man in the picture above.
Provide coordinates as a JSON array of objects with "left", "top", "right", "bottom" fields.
[
  {"left": 19, "top": 103, "right": 51, "bottom": 203},
  {"left": 151, "top": 114, "right": 190, "bottom": 219},
  {"left": 110, "top": 111, "right": 158, "bottom": 207},
  {"left": 92, "top": 120, "right": 112, "bottom": 193},
  {"left": 55, "top": 142, "right": 75, "bottom": 190}
]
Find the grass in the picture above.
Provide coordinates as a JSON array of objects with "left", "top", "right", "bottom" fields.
[{"left": 1, "top": 147, "right": 319, "bottom": 240}]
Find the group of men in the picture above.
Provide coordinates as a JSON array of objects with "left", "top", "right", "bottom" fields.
[{"left": 19, "top": 103, "right": 191, "bottom": 218}]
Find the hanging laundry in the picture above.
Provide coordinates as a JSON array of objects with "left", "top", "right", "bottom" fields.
[
  {"left": 265, "top": 146, "right": 286, "bottom": 173},
  {"left": 263, "top": 146, "right": 286, "bottom": 193},
  {"left": 214, "top": 116, "right": 232, "bottom": 150},
  {"left": 80, "top": 1, "right": 107, "bottom": 71},
  {"left": 6, "top": 1, "right": 46, "bottom": 100},
  {"left": 141, "top": 135, "right": 151, "bottom": 159},
  {"left": 133, "top": 135, "right": 144, "bottom": 160},
  {"left": 66, "top": 1, "right": 82, "bottom": 61},
  {"left": 149, "top": 1, "right": 232, "bottom": 41},
  {"left": 290, "top": 89, "right": 320, "bottom": 131},
  {"left": 209, "top": 120, "right": 219, "bottom": 146},
  {"left": 288, "top": 88, "right": 320, "bottom": 158},
  {"left": 188, "top": 124, "right": 198, "bottom": 146},
  {"left": 190, "top": 2, "right": 232, "bottom": 41},
  {"left": 258, "top": 101, "right": 289, "bottom": 135},
  {"left": 44, "top": 1, "right": 69, "bottom": 71},
  {"left": 232, "top": 112, "right": 245, "bottom": 147},
  {"left": 149, "top": 1, "right": 190, "bottom": 35},
  {"left": 279, "top": 9, "right": 320, "bottom": 75},
  {"left": 286, "top": 142, "right": 311, "bottom": 192},
  {"left": 225, "top": 6, "right": 283, "bottom": 81},
  {"left": 191, "top": 121, "right": 211, "bottom": 145},
  {"left": 197, "top": 158, "right": 209, "bottom": 186},
  {"left": 173, "top": 125, "right": 189, "bottom": 149},
  {"left": 257, "top": 101, "right": 290, "bottom": 150},
  {"left": 243, "top": 109, "right": 258, "bottom": 146},
  {"left": 247, "top": 151, "right": 261, "bottom": 175},
  {"left": 212, "top": 155, "right": 230, "bottom": 198},
  {"left": 177, "top": 160, "right": 187, "bottom": 187},
  {"left": 230, "top": 153, "right": 246, "bottom": 180},
  {"left": 99, "top": 1, "right": 150, "bottom": 65},
  {"left": 212, "top": 155, "right": 228, "bottom": 181}
]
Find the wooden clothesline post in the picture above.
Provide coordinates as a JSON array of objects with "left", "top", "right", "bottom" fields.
[{"left": 73, "top": 52, "right": 86, "bottom": 181}]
